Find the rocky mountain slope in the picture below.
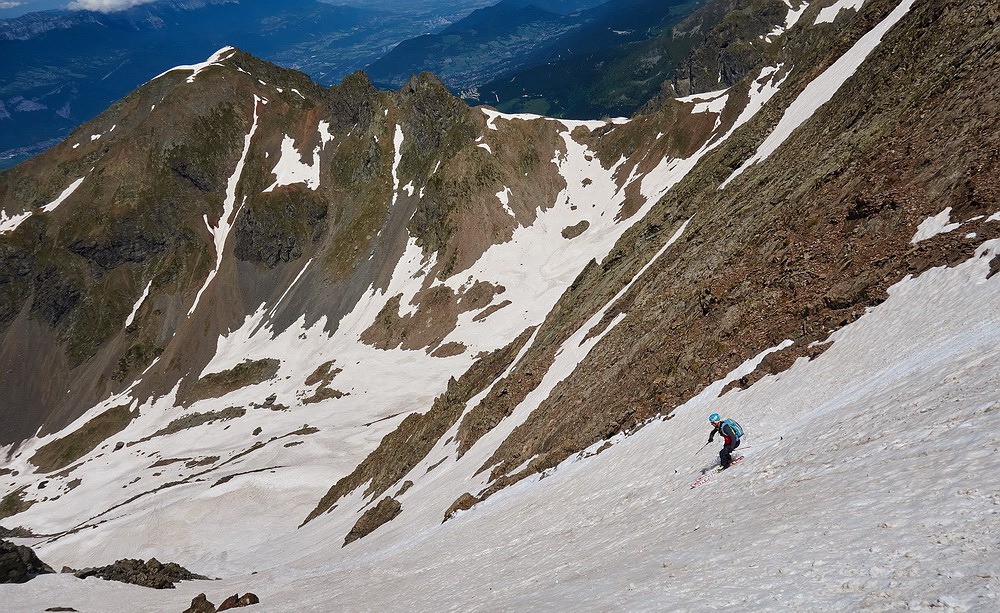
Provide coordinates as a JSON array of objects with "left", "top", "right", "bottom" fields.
[
  {"left": 0, "top": 0, "right": 998, "bottom": 609},
  {"left": 0, "top": 0, "right": 495, "bottom": 169}
]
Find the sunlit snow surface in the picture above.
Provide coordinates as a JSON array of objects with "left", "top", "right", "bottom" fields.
[
  {"left": 40, "top": 177, "right": 85, "bottom": 213},
  {"left": 0, "top": 209, "right": 32, "bottom": 234},
  {"left": 262, "top": 132, "right": 323, "bottom": 192},
  {"left": 765, "top": 0, "right": 810, "bottom": 41},
  {"left": 912, "top": 207, "right": 962, "bottom": 243},
  {"left": 1, "top": 176, "right": 85, "bottom": 233},
  {"left": 151, "top": 46, "right": 237, "bottom": 84}
]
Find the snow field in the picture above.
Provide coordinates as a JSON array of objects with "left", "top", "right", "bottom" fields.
[{"left": 12, "top": 228, "right": 988, "bottom": 613}]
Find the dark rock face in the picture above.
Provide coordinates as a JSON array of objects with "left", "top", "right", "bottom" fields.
[
  {"left": 670, "top": 0, "right": 785, "bottom": 97},
  {"left": 30, "top": 266, "right": 82, "bottom": 327},
  {"left": 171, "top": 160, "right": 217, "bottom": 192},
  {"left": 71, "top": 557, "right": 208, "bottom": 589},
  {"left": 67, "top": 231, "right": 167, "bottom": 271},
  {"left": 343, "top": 496, "right": 402, "bottom": 546},
  {"left": 0, "top": 539, "right": 54, "bottom": 583},
  {"left": 232, "top": 189, "right": 327, "bottom": 268}
]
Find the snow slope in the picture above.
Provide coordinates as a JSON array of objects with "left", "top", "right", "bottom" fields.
[{"left": 5, "top": 229, "right": 997, "bottom": 613}]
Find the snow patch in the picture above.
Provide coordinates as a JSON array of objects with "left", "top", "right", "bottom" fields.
[
  {"left": 911, "top": 207, "right": 962, "bottom": 243},
  {"left": 263, "top": 135, "right": 321, "bottom": 192},
  {"left": 125, "top": 280, "right": 153, "bottom": 328},
  {"left": 390, "top": 125, "right": 405, "bottom": 207},
  {"left": 152, "top": 46, "right": 237, "bottom": 84},
  {"left": 41, "top": 177, "right": 85, "bottom": 213},
  {"left": 189, "top": 96, "right": 264, "bottom": 316},
  {"left": 766, "top": 0, "right": 810, "bottom": 41},
  {"left": 815, "top": 0, "right": 866, "bottom": 24},
  {"left": 496, "top": 187, "right": 514, "bottom": 218},
  {"left": 0, "top": 209, "right": 33, "bottom": 235}
]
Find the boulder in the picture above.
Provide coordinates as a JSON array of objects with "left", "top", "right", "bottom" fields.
[
  {"left": 0, "top": 539, "right": 54, "bottom": 583},
  {"left": 182, "top": 593, "right": 216, "bottom": 613}
]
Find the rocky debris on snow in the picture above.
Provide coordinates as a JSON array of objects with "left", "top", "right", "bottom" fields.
[
  {"left": 250, "top": 394, "right": 289, "bottom": 411},
  {"left": 1, "top": 539, "right": 54, "bottom": 583},
  {"left": 183, "top": 593, "right": 216, "bottom": 613},
  {"left": 182, "top": 592, "right": 260, "bottom": 613},
  {"left": 218, "top": 593, "right": 260, "bottom": 611},
  {"left": 302, "top": 361, "right": 348, "bottom": 404},
  {"left": 70, "top": 557, "right": 208, "bottom": 588},
  {"left": 561, "top": 220, "right": 590, "bottom": 239},
  {"left": 344, "top": 496, "right": 403, "bottom": 546}
]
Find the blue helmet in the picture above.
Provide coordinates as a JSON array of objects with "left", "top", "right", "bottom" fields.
[{"left": 709, "top": 413, "right": 721, "bottom": 423}]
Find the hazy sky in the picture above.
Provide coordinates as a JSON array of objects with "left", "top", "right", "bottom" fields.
[{"left": 0, "top": 0, "right": 423, "bottom": 19}]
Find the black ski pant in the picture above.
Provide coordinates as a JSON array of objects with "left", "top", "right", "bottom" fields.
[{"left": 720, "top": 438, "right": 741, "bottom": 468}]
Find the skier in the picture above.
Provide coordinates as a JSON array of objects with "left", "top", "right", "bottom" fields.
[{"left": 707, "top": 413, "right": 743, "bottom": 469}]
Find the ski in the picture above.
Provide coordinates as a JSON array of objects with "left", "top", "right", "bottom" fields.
[{"left": 689, "top": 456, "right": 744, "bottom": 489}]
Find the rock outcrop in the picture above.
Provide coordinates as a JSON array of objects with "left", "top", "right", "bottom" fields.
[
  {"left": 70, "top": 557, "right": 208, "bottom": 589},
  {"left": 0, "top": 539, "right": 54, "bottom": 583}
]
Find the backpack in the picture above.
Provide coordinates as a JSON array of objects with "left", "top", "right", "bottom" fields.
[{"left": 723, "top": 418, "right": 744, "bottom": 438}]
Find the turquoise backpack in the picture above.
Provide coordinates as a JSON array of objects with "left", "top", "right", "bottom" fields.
[{"left": 723, "top": 418, "right": 744, "bottom": 438}]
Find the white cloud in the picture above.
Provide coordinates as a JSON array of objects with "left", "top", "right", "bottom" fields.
[
  {"left": 67, "top": 0, "right": 159, "bottom": 12},
  {"left": 0, "top": 2, "right": 24, "bottom": 9}
]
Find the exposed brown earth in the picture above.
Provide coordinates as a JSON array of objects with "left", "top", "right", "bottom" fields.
[{"left": 28, "top": 404, "right": 137, "bottom": 474}]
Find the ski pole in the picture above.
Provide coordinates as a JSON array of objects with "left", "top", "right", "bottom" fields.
[{"left": 697, "top": 441, "right": 710, "bottom": 454}]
